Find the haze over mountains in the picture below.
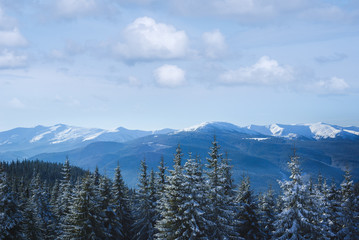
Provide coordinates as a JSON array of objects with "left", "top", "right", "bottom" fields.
[{"left": 1, "top": 122, "right": 358, "bottom": 190}]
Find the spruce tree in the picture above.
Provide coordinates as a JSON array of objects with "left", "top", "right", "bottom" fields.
[
  {"left": 0, "top": 162, "right": 23, "bottom": 239},
  {"left": 273, "top": 149, "right": 318, "bottom": 239},
  {"left": 111, "top": 164, "right": 133, "bottom": 239},
  {"left": 132, "top": 159, "right": 157, "bottom": 240},
  {"left": 64, "top": 173, "right": 104, "bottom": 239},
  {"left": 27, "top": 173, "right": 56, "bottom": 240},
  {"left": 313, "top": 176, "right": 334, "bottom": 239},
  {"left": 258, "top": 186, "right": 276, "bottom": 240},
  {"left": 205, "top": 137, "right": 238, "bottom": 239},
  {"left": 180, "top": 154, "right": 211, "bottom": 239},
  {"left": 57, "top": 158, "right": 73, "bottom": 239},
  {"left": 326, "top": 179, "right": 342, "bottom": 236},
  {"left": 235, "top": 175, "right": 263, "bottom": 239},
  {"left": 98, "top": 174, "right": 122, "bottom": 239},
  {"left": 156, "top": 144, "right": 186, "bottom": 239},
  {"left": 337, "top": 170, "right": 358, "bottom": 239}
]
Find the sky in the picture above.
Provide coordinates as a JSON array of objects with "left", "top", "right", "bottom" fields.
[{"left": 0, "top": 0, "right": 358, "bottom": 131}]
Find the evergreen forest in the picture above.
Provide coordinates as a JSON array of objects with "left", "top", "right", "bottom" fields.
[{"left": 1, "top": 137, "right": 358, "bottom": 239}]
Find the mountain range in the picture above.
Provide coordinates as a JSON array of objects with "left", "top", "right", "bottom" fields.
[{"left": 1, "top": 122, "right": 358, "bottom": 191}]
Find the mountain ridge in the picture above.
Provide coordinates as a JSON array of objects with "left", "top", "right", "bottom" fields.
[{"left": 1, "top": 121, "right": 358, "bottom": 191}]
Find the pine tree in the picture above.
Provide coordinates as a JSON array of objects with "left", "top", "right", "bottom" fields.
[
  {"left": 157, "top": 155, "right": 167, "bottom": 197},
  {"left": 156, "top": 144, "right": 186, "bottom": 239},
  {"left": 111, "top": 164, "right": 133, "bottom": 239},
  {"left": 98, "top": 174, "right": 121, "bottom": 239},
  {"left": 27, "top": 173, "right": 56, "bottom": 240},
  {"left": 57, "top": 158, "right": 74, "bottom": 239},
  {"left": 235, "top": 175, "right": 263, "bottom": 239},
  {"left": 313, "top": 176, "right": 334, "bottom": 240},
  {"left": 273, "top": 149, "right": 318, "bottom": 239},
  {"left": 0, "top": 162, "right": 23, "bottom": 239},
  {"left": 258, "top": 186, "right": 276, "bottom": 240},
  {"left": 64, "top": 173, "right": 104, "bottom": 239},
  {"left": 337, "top": 170, "right": 358, "bottom": 239},
  {"left": 205, "top": 137, "right": 238, "bottom": 239},
  {"left": 326, "top": 179, "right": 342, "bottom": 236},
  {"left": 132, "top": 159, "right": 157, "bottom": 240},
  {"left": 180, "top": 154, "right": 211, "bottom": 239}
]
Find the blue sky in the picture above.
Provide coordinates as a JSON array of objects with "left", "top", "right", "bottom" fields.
[{"left": 0, "top": 0, "right": 358, "bottom": 131}]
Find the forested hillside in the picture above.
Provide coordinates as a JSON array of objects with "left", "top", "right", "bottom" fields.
[{"left": 1, "top": 138, "right": 358, "bottom": 239}]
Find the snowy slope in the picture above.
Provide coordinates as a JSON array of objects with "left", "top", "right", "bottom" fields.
[
  {"left": 248, "top": 122, "right": 359, "bottom": 139},
  {"left": 175, "top": 121, "right": 260, "bottom": 135},
  {"left": 0, "top": 124, "right": 174, "bottom": 155},
  {"left": 178, "top": 122, "right": 359, "bottom": 140}
]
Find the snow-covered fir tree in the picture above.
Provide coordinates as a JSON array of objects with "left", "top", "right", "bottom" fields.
[
  {"left": 258, "top": 186, "right": 276, "bottom": 240},
  {"left": 63, "top": 173, "right": 104, "bottom": 239},
  {"left": 313, "top": 176, "right": 334, "bottom": 239},
  {"left": 273, "top": 149, "right": 318, "bottom": 240},
  {"left": 156, "top": 144, "right": 186, "bottom": 240},
  {"left": 98, "top": 174, "right": 122, "bottom": 239},
  {"left": 326, "top": 179, "right": 342, "bottom": 236},
  {"left": 157, "top": 155, "right": 167, "bottom": 198},
  {"left": 132, "top": 159, "right": 157, "bottom": 240},
  {"left": 205, "top": 137, "right": 238, "bottom": 239},
  {"left": 111, "top": 164, "right": 133, "bottom": 239},
  {"left": 57, "top": 159, "right": 74, "bottom": 239},
  {"left": 0, "top": 162, "right": 23, "bottom": 240},
  {"left": 235, "top": 175, "right": 263, "bottom": 239},
  {"left": 337, "top": 170, "right": 359, "bottom": 239},
  {"left": 179, "top": 154, "right": 212, "bottom": 239},
  {"left": 27, "top": 173, "right": 56, "bottom": 240}
]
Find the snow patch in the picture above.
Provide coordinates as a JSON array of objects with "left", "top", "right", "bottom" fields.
[
  {"left": 309, "top": 123, "right": 341, "bottom": 139},
  {"left": 269, "top": 124, "right": 284, "bottom": 136},
  {"left": 30, "top": 125, "right": 62, "bottom": 143},
  {"left": 343, "top": 129, "right": 359, "bottom": 136},
  {"left": 82, "top": 130, "right": 107, "bottom": 141},
  {"left": 243, "top": 137, "right": 269, "bottom": 141}
]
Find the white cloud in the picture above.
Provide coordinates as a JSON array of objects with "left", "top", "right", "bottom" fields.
[
  {"left": 219, "top": 56, "right": 294, "bottom": 85},
  {"left": 202, "top": 29, "right": 227, "bottom": 59},
  {"left": 113, "top": 17, "right": 189, "bottom": 61},
  {"left": 153, "top": 64, "right": 186, "bottom": 88},
  {"left": 9, "top": 97, "right": 25, "bottom": 109},
  {"left": 312, "top": 77, "right": 349, "bottom": 94},
  {"left": 0, "top": 49, "right": 27, "bottom": 69},
  {"left": 55, "top": 0, "right": 98, "bottom": 18}
]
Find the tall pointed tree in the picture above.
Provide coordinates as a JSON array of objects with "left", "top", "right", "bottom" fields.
[
  {"left": 0, "top": 162, "right": 23, "bottom": 239},
  {"left": 206, "top": 136, "right": 238, "bottom": 239},
  {"left": 337, "top": 170, "right": 358, "bottom": 239},
  {"left": 98, "top": 174, "right": 122, "bottom": 239},
  {"left": 57, "top": 158, "right": 73, "bottom": 239},
  {"left": 132, "top": 159, "right": 157, "bottom": 240},
  {"left": 63, "top": 173, "right": 104, "bottom": 239},
  {"left": 258, "top": 186, "right": 276, "bottom": 240},
  {"left": 273, "top": 149, "right": 318, "bottom": 239},
  {"left": 27, "top": 172, "right": 56, "bottom": 240},
  {"left": 156, "top": 144, "right": 186, "bottom": 239},
  {"left": 180, "top": 154, "right": 211, "bottom": 239},
  {"left": 111, "top": 164, "right": 133, "bottom": 240},
  {"left": 235, "top": 175, "right": 263, "bottom": 239}
]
